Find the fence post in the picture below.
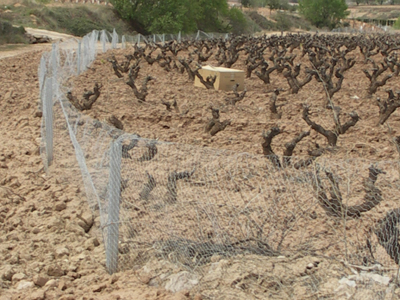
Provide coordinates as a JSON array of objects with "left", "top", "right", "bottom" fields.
[
  {"left": 88, "top": 30, "right": 98, "bottom": 63},
  {"left": 77, "top": 40, "right": 81, "bottom": 75},
  {"left": 44, "top": 77, "right": 54, "bottom": 166},
  {"left": 162, "top": 33, "right": 165, "bottom": 45},
  {"left": 121, "top": 35, "right": 126, "bottom": 49},
  {"left": 101, "top": 30, "right": 107, "bottom": 53},
  {"left": 106, "top": 139, "right": 122, "bottom": 274},
  {"left": 83, "top": 36, "right": 88, "bottom": 71},
  {"left": 138, "top": 33, "right": 141, "bottom": 47},
  {"left": 51, "top": 44, "right": 58, "bottom": 79},
  {"left": 112, "top": 28, "right": 118, "bottom": 49},
  {"left": 153, "top": 34, "right": 156, "bottom": 43},
  {"left": 178, "top": 31, "right": 181, "bottom": 43},
  {"left": 38, "top": 56, "right": 47, "bottom": 103}
]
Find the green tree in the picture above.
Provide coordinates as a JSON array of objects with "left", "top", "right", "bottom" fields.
[
  {"left": 241, "top": 0, "right": 251, "bottom": 7},
  {"left": 228, "top": 7, "right": 248, "bottom": 34},
  {"left": 110, "top": 0, "right": 195, "bottom": 33},
  {"left": 267, "top": 0, "right": 282, "bottom": 14},
  {"left": 144, "top": 0, "right": 196, "bottom": 33},
  {"left": 298, "top": 0, "right": 349, "bottom": 29},
  {"left": 241, "top": 0, "right": 267, "bottom": 8},
  {"left": 194, "top": 0, "right": 230, "bottom": 32},
  {"left": 394, "top": 16, "right": 400, "bottom": 29},
  {"left": 110, "top": 0, "right": 233, "bottom": 34}
]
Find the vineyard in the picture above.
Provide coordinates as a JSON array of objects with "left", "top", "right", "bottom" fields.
[
  {"left": 69, "top": 33, "right": 400, "bottom": 160},
  {"left": 41, "top": 31, "right": 400, "bottom": 299}
]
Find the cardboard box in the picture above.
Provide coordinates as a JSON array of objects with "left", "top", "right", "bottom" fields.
[{"left": 194, "top": 65, "right": 245, "bottom": 91}]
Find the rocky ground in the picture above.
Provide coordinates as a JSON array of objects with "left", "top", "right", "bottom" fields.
[
  {"left": 0, "top": 49, "right": 190, "bottom": 300},
  {"left": 71, "top": 46, "right": 400, "bottom": 161},
  {"left": 2, "top": 37, "right": 400, "bottom": 299}
]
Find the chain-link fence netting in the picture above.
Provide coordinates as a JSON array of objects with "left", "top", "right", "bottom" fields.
[{"left": 38, "top": 29, "right": 400, "bottom": 298}]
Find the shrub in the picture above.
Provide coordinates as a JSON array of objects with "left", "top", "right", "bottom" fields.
[
  {"left": 228, "top": 7, "right": 249, "bottom": 34},
  {"left": 298, "top": 0, "right": 349, "bottom": 29},
  {"left": 0, "top": 21, "right": 28, "bottom": 45},
  {"left": 273, "top": 12, "right": 292, "bottom": 31},
  {"left": 246, "top": 11, "right": 277, "bottom": 30},
  {"left": 394, "top": 16, "right": 400, "bottom": 29}
]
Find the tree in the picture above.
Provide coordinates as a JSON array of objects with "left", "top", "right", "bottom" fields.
[
  {"left": 394, "top": 16, "right": 400, "bottom": 29},
  {"left": 267, "top": 0, "right": 282, "bottom": 14},
  {"left": 110, "top": 0, "right": 232, "bottom": 34},
  {"left": 298, "top": 0, "right": 349, "bottom": 29},
  {"left": 194, "top": 0, "right": 230, "bottom": 32},
  {"left": 241, "top": 0, "right": 251, "bottom": 7},
  {"left": 145, "top": 0, "right": 197, "bottom": 34},
  {"left": 228, "top": 7, "right": 249, "bottom": 34},
  {"left": 241, "top": 0, "right": 268, "bottom": 8}
]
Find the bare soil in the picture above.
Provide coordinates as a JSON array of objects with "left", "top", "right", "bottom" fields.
[
  {"left": 0, "top": 28, "right": 74, "bottom": 60},
  {"left": 2, "top": 36, "right": 400, "bottom": 300},
  {"left": 67, "top": 42, "right": 400, "bottom": 267},
  {"left": 0, "top": 49, "right": 186, "bottom": 300},
  {"left": 348, "top": 4, "right": 400, "bottom": 20},
  {"left": 70, "top": 48, "right": 400, "bottom": 162}
]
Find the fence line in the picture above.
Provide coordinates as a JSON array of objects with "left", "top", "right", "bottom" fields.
[
  {"left": 106, "top": 139, "right": 122, "bottom": 274},
  {"left": 39, "top": 28, "right": 233, "bottom": 271},
  {"left": 43, "top": 77, "right": 54, "bottom": 167},
  {"left": 53, "top": 0, "right": 111, "bottom": 5},
  {"left": 38, "top": 29, "right": 400, "bottom": 298}
]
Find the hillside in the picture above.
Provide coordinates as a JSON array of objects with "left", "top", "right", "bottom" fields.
[
  {"left": 348, "top": 4, "right": 400, "bottom": 21},
  {"left": 0, "top": 1, "right": 134, "bottom": 37}
]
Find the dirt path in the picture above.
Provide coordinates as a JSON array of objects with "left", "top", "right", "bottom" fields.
[
  {"left": 0, "top": 28, "right": 75, "bottom": 60},
  {"left": 0, "top": 44, "right": 50, "bottom": 60},
  {"left": 25, "top": 27, "right": 76, "bottom": 41}
]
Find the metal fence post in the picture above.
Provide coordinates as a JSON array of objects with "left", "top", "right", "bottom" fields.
[
  {"left": 51, "top": 44, "right": 58, "bottom": 79},
  {"left": 77, "top": 40, "right": 81, "bottom": 75},
  {"left": 112, "top": 28, "right": 118, "bottom": 49},
  {"left": 121, "top": 35, "right": 126, "bottom": 49},
  {"left": 38, "top": 57, "right": 47, "bottom": 113},
  {"left": 44, "top": 77, "right": 54, "bottom": 166},
  {"left": 39, "top": 56, "right": 46, "bottom": 96},
  {"left": 101, "top": 29, "right": 107, "bottom": 53},
  {"left": 106, "top": 140, "right": 122, "bottom": 274}
]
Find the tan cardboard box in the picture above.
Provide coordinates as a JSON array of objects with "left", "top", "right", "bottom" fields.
[{"left": 194, "top": 65, "right": 245, "bottom": 91}]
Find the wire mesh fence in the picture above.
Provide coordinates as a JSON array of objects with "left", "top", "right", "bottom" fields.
[
  {"left": 330, "top": 26, "right": 395, "bottom": 34},
  {"left": 114, "top": 139, "right": 400, "bottom": 271},
  {"left": 38, "top": 29, "right": 400, "bottom": 298}
]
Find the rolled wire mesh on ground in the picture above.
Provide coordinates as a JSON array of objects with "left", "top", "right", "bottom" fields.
[{"left": 38, "top": 29, "right": 400, "bottom": 298}]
